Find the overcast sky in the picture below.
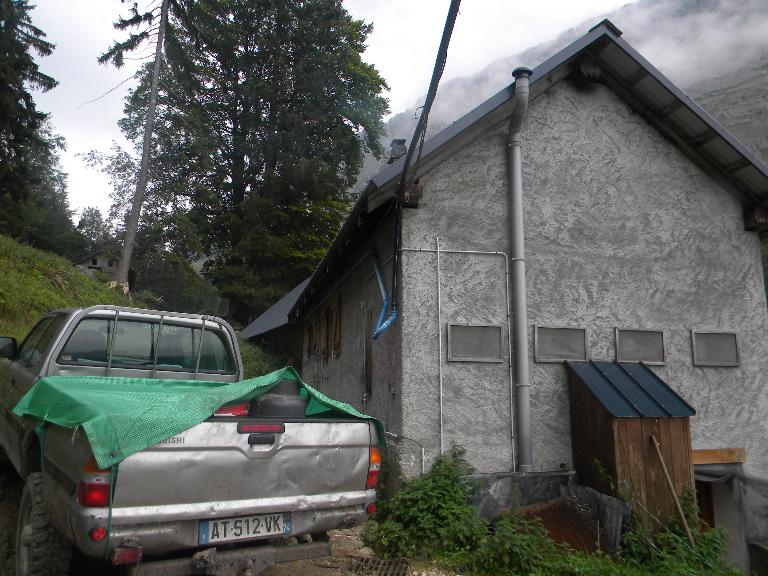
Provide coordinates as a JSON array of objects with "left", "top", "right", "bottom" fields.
[{"left": 30, "top": 0, "right": 637, "bottom": 220}]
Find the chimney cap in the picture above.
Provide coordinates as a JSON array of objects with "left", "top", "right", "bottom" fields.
[
  {"left": 512, "top": 66, "right": 533, "bottom": 79},
  {"left": 387, "top": 139, "right": 408, "bottom": 164}
]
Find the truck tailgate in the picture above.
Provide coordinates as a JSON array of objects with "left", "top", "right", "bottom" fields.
[{"left": 111, "top": 418, "right": 374, "bottom": 508}]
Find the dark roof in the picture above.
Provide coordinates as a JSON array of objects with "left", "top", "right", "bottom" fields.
[
  {"left": 566, "top": 360, "right": 696, "bottom": 418},
  {"left": 241, "top": 278, "right": 310, "bottom": 340},
  {"left": 292, "top": 19, "right": 768, "bottom": 319},
  {"left": 365, "top": 19, "right": 768, "bottom": 204},
  {"left": 75, "top": 251, "right": 113, "bottom": 265}
]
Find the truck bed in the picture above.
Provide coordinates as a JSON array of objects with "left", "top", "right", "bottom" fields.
[{"left": 42, "top": 417, "right": 377, "bottom": 557}]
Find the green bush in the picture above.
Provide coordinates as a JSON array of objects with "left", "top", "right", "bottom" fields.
[
  {"left": 622, "top": 522, "right": 738, "bottom": 576},
  {"left": 364, "top": 444, "right": 741, "bottom": 576},
  {"left": 451, "top": 513, "right": 557, "bottom": 575},
  {"left": 363, "top": 446, "right": 487, "bottom": 559},
  {"left": 238, "top": 338, "right": 286, "bottom": 379},
  {"left": 620, "top": 487, "right": 739, "bottom": 576}
]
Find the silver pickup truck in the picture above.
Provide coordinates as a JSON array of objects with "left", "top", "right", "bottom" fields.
[{"left": 0, "top": 305, "right": 379, "bottom": 576}]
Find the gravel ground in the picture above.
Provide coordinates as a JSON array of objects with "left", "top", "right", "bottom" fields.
[{"left": 264, "top": 526, "right": 457, "bottom": 576}]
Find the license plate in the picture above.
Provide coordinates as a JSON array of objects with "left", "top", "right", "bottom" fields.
[{"left": 198, "top": 513, "right": 291, "bottom": 545}]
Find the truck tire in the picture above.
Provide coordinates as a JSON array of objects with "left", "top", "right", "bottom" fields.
[{"left": 16, "top": 472, "right": 72, "bottom": 576}]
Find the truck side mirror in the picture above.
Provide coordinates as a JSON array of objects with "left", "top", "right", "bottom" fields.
[{"left": 0, "top": 337, "right": 18, "bottom": 359}]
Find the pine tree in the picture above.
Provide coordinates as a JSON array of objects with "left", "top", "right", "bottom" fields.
[
  {"left": 97, "top": 0, "right": 389, "bottom": 321},
  {"left": 0, "top": 0, "right": 57, "bottom": 205},
  {"left": 101, "top": 0, "right": 171, "bottom": 290},
  {"left": 0, "top": 2, "right": 83, "bottom": 258}
]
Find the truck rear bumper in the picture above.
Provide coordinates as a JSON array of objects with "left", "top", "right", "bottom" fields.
[
  {"left": 127, "top": 541, "right": 331, "bottom": 576},
  {"left": 45, "top": 471, "right": 374, "bottom": 557},
  {"left": 100, "top": 504, "right": 367, "bottom": 556}
]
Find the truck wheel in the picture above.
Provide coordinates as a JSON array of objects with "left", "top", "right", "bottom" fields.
[{"left": 16, "top": 472, "right": 72, "bottom": 576}]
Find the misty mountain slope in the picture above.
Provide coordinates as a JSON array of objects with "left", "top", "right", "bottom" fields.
[
  {"left": 354, "top": 0, "right": 768, "bottom": 193},
  {"left": 688, "top": 54, "right": 768, "bottom": 164}
]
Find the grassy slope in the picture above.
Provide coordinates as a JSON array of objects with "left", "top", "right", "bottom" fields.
[
  {"left": 0, "top": 234, "right": 133, "bottom": 341},
  {"left": 0, "top": 234, "right": 284, "bottom": 378}
]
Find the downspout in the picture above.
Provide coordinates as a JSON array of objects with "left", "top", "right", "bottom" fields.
[{"left": 506, "top": 66, "right": 533, "bottom": 472}]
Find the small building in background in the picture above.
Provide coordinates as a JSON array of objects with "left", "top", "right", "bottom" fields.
[{"left": 75, "top": 251, "right": 119, "bottom": 277}]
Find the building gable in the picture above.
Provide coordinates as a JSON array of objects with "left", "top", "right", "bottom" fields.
[{"left": 291, "top": 20, "right": 768, "bottom": 320}]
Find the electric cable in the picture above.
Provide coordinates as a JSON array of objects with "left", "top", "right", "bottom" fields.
[{"left": 379, "top": 0, "right": 462, "bottom": 337}]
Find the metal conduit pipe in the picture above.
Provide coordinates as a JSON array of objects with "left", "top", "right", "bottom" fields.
[
  {"left": 400, "top": 245, "right": 516, "bottom": 470},
  {"left": 435, "top": 236, "right": 444, "bottom": 454},
  {"left": 507, "top": 66, "right": 534, "bottom": 472}
]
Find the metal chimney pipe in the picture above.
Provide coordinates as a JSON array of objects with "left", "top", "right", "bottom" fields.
[{"left": 506, "top": 66, "right": 533, "bottom": 472}]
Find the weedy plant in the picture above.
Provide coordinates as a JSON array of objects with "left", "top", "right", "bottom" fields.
[
  {"left": 365, "top": 446, "right": 741, "bottom": 576},
  {"left": 363, "top": 446, "right": 486, "bottom": 559}
]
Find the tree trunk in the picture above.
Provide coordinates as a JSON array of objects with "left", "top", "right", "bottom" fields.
[{"left": 113, "top": 0, "right": 170, "bottom": 290}]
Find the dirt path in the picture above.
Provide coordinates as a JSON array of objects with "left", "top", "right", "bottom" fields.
[
  {"left": 263, "top": 526, "right": 369, "bottom": 576},
  {"left": 264, "top": 527, "right": 454, "bottom": 576}
]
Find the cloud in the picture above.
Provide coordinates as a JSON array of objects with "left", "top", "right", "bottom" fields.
[
  {"left": 358, "top": 0, "right": 768, "bottom": 191},
  {"left": 31, "top": 0, "right": 142, "bottom": 215}
]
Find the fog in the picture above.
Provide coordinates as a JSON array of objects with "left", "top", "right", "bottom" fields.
[{"left": 362, "top": 0, "right": 768, "bottom": 191}]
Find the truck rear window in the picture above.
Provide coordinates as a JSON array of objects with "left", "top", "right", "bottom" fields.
[{"left": 57, "top": 318, "right": 235, "bottom": 374}]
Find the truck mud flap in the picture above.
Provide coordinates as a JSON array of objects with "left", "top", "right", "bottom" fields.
[{"left": 126, "top": 541, "right": 331, "bottom": 576}]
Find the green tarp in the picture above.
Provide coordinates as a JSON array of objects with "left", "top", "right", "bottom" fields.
[{"left": 12, "top": 367, "right": 384, "bottom": 470}]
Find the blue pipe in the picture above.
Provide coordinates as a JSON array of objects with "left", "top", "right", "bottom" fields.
[{"left": 372, "top": 255, "right": 397, "bottom": 340}]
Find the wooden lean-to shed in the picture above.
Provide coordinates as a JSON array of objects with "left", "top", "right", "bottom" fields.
[{"left": 566, "top": 361, "right": 696, "bottom": 525}]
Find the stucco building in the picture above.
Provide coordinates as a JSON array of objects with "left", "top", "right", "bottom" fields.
[
  {"left": 75, "top": 251, "right": 119, "bottom": 277},
  {"left": 248, "top": 20, "right": 768, "bottom": 571}
]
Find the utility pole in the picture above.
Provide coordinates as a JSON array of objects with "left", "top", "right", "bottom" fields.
[{"left": 113, "top": 0, "right": 170, "bottom": 292}]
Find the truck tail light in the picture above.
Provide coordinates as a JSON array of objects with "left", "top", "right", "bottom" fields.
[
  {"left": 78, "top": 457, "right": 111, "bottom": 508},
  {"left": 214, "top": 402, "right": 250, "bottom": 417},
  {"left": 237, "top": 423, "right": 285, "bottom": 433},
  {"left": 366, "top": 447, "right": 381, "bottom": 489},
  {"left": 111, "top": 546, "right": 143, "bottom": 565}
]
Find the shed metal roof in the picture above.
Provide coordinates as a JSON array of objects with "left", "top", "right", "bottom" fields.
[
  {"left": 566, "top": 360, "right": 696, "bottom": 418},
  {"left": 240, "top": 278, "right": 310, "bottom": 340}
]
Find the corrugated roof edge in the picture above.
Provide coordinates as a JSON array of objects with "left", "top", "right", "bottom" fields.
[
  {"left": 241, "top": 277, "right": 311, "bottom": 339},
  {"left": 565, "top": 360, "right": 696, "bottom": 418},
  {"left": 366, "top": 22, "right": 611, "bottom": 193}
]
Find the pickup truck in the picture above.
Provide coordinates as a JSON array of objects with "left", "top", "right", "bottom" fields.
[{"left": 0, "top": 305, "right": 379, "bottom": 576}]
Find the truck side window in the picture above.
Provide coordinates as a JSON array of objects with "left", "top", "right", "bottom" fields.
[
  {"left": 18, "top": 315, "right": 66, "bottom": 368},
  {"left": 111, "top": 321, "right": 154, "bottom": 367},
  {"left": 199, "top": 330, "right": 235, "bottom": 373},
  {"left": 156, "top": 325, "right": 234, "bottom": 373},
  {"left": 58, "top": 318, "right": 110, "bottom": 365}
]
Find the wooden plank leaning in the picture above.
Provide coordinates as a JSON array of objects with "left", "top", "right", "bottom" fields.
[{"left": 650, "top": 434, "right": 696, "bottom": 549}]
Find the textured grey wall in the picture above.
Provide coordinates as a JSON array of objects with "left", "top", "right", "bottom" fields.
[
  {"left": 398, "top": 78, "right": 768, "bottom": 478},
  {"left": 299, "top": 215, "right": 403, "bottom": 442}
]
